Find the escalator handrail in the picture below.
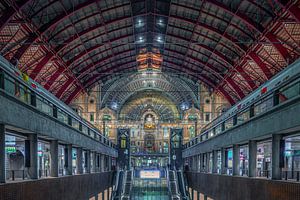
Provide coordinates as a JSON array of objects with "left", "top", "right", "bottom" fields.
[
  {"left": 177, "top": 170, "right": 190, "bottom": 200},
  {"left": 111, "top": 170, "right": 122, "bottom": 200}
]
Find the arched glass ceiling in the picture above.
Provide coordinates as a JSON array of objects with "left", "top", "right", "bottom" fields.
[
  {"left": 0, "top": 0, "right": 300, "bottom": 105},
  {"left": 101, "top": 71, "right": 199, "bottom": 111}
]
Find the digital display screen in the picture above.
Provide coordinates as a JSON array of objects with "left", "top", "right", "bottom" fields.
[{"left": 140, "top": 170, "right": 160, "bottom": 179}]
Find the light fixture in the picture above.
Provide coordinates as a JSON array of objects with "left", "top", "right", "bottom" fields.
[{"left": 111, "top": 102, "right": 118, "bottom": 110}]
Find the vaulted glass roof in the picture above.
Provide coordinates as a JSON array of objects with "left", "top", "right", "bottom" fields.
[{"left": 0, "top": 0, "right": 300, "bottom": 105}]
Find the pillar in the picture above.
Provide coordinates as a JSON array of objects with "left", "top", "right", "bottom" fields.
[
  {"left": 50, "top": 140, "right": 58, "bottom": 177},
  {"left": 212, "top": 150, "right": 218, "bottom": 173},
  {"left": 96, "top": 154, "right": 100, "bottom": 172},
  {"left": 248, "top": 140, "right": 257, "bottom": 177},
  {"left": 86, "top": 150, "right": 91, "bottom": 173},
  {"left": 92, "top": 152, "right": 97, "bottom": 173},
  {"left": 200, "top": 153, "right": 204, "bottom": 172},
  {"left": 65, "top": 144, "right": 73, "bottom": 175},
  {"left": 233, "top": 144, "right": 240, "bottom": 176},
  {"left": 108, "top": 156, "right": 112, "bottom": 171},
  {"left": 197, "top": 154, "right": 200, "bottom": 172},
  {"left": 206, "top": 153, "right": 210, "bottom": 173},
  {"left": 0, "top": 124, "right": 5, "bottom": 183},
  {"left": 28, "top": 134, "right": 38, "bottom": 179},
  {"left": 195, "top": 156, "right": 199, "bottom": 172},
  {"left": 76, "top": 147, "right": 83, "bottom": 174},
  {"left": 101, "top": 154, "right": 105, "bottom": 172},
  {"left": 272, "top": 134, "right": 283, "bottom": 180},
  {"left": 221, "top": 148, "right": 226, "bottom": 174}
]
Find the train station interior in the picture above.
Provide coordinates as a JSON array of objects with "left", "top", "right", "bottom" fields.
[{"left": 0, "top": 0, "right": 300, "bottom": 200}]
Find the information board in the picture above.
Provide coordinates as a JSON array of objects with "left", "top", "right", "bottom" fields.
[{"left": 140, "top": 170, "right": 160, "bottom": 179}]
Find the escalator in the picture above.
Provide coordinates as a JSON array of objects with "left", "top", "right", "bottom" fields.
[
  {"left": 176, "top": 170, "right": 190, "bottom": 200},
  {"left": 168, "top": 170, "right": 190, "bottom": 200},
  {"left": 121, "top": 170, "right": 133, "bottom": 200},
  {"left": 168, "top": 170, "right": 181, "bottom": 200},
  {"left": 111, "top": 170, "right": 124, "bottom": 200}
]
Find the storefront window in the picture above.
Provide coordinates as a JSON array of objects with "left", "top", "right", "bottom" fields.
[
  {"left": 239, "top": 146, "right": 248, "bottom": 176},
  {"left": 257, "top": 141, "right": 272, "bottom": 178}
]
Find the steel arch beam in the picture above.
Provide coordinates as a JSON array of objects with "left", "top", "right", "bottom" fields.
[
  {"left": 288, "top": 3, "right": 300, "bottom": 22},
  {"left": 0, "top": 0, "right": 31, "bottom": 32},
  {"left": 44, "top": 66, "right": 65, "bottom": 90},
  {"left": 226, "top": 78, "right": 245, "bottom": 99},
  {"left": 55, "top": 77, "right": 74, "bottom": 98},
  {"left": 57, "top": 30, "right": 232, "bottom": 82},
  {"left": 83, "top": 58, "right": 217, "bottom": 90},
  {"left": 30, "top": 54, "right": 54, "bottom": 80},
  {"left": 248, "top": 52, "right": 273, "bottom": 79},
  {"left": 265, "top": 32, "right": 290, "bottom": 61},
  {"left": 11, "top": 0, "right": 127, "bottom": 61},
  {"left": 65, "top": 85, "right": 82, "bottom": 104},
  {"left": 164, "top": 48, "right": 245, "bottom": 99},
  {"left": 206, "top": 0, "right": 264, "bottom": 33},
  {"left": 218, "top": 86, "right": 235, "bottom": 105},
  {"left": 235, "top": 66, "right": 257, "bottom": 90},
  {"left": 25, "top": 7, "right": 249, "bottom": 82},
  {"left": 170, "top": 3, "right": 255, "bottom": 42},
  {"left": 29, "top": 11, "right": 247, "bottom": 79},
  {"left": 163, "top": 48, "right": 222, "bottom": 79},
  {"left": 203, "top": 0, "right": 291, "bottom": 62}
]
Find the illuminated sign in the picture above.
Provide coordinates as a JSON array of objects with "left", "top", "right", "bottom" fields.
[
  {"left": 140, "top": 170, "right": 160, "bottom": 179},
  {"left": 5, "top": 147, "right": 16, "bottom": 153}
]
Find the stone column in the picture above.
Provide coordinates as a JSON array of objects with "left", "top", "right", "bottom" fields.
[
  {"left": 0, "top": 124, "right": 5, "bottom": 183},
  {"left": 272, "top": 134, "right": 283, "bottom": 180},
  {"left": 28, "top": 134, "right": 38, "bottom": 179},
  {"left": 221, "top": 148, "right": 226, "bottom": 174},
  {"left": 92, "top": 152, "right": 97, "bottom": 173},
  {"left": 65, "top": 144, "right": 73, "bottom": 175},
  {"left": 212, "top": 150, "right": 218, "bottom": 173},
  {"left": 233, "top": 144, "right": 240, "bottom": 176},
  {"left": 199, "top": 153, "right": 204, "bottom": 172},
  {"left": 197, "top": 155, "right": 200, "bottom": 172},
  {"left": 101, "top": 154, "right": 105, "bottom": 172},
  {"left": 96, "top": 153, "right": 100, "bottom": 172},
  {"left": 108, "top": 156, "right": 112, "bottom": 171},
  {"left": 86, "top": 150, "right": 91, "bottom": 173},
  {"left": 76, "top": 147, "right": 83, "bottom": 174},
  {"left": 248, "top": 140, "right": 257, "bottom": 177},
  {"left": 195, "top": 155, "right": 199, "bottom": 172},
  {"left": 206, "top": 153, "right": 210, "bottom": 173},
  {"left": 50, "top": 140, "right": 58, "bottom": 177}
]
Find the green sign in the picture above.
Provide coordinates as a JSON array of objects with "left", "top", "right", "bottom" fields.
[
  {"left": 103, "top": 114, "right": 112, "bottom": 121},
  {"left": 188, "top": 115, "right": 197, "bottom": 121},
  {"left": 5, "top": 146, "right": 16, "bottom": 153}
]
